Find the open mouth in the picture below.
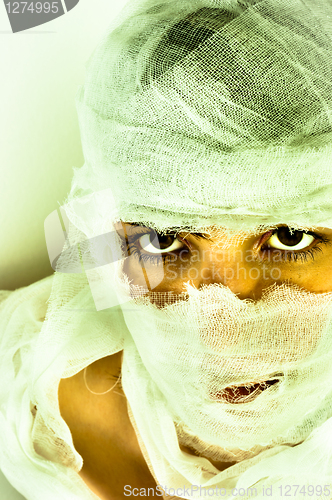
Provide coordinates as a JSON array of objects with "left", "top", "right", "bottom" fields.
[{"left": 211, "top": 378, "right": 280, "bottom": 404}]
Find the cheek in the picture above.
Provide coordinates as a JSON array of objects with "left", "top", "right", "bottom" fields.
[
  {"left": 122, "top": 257, "right": 191, "bottom": 306},
  {"left": 122, "top": 258, "right": 147, "bottom": 288},
  {"left": 278, "top": 262, "right": 332, "bottom": 294}
]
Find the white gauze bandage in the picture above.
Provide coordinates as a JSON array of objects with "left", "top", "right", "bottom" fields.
[
  {"left": 2, "top": 1, "right": 332, "bottom": 499},
  {"left": 55, "top": 0, "right": 332, "bottom": 496},
  {"left": 116, "top": 275, "right": 332, "bottom": 495}
]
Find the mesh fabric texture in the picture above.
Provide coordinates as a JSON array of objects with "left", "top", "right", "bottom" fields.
[{"left": 1, "top": 0, "right": 332, "bottom": 499}]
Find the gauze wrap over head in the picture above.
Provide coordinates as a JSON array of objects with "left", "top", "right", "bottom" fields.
[{"left": 2, "top": 0, "right": 332, "bottom": 499}]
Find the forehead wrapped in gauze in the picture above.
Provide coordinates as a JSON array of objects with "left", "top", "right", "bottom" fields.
[{"left": 71, "top": 0, "right": 332, "bottom": 235}]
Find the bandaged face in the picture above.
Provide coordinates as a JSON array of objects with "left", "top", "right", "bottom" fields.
[
  {"left": 113, "top": 220, "right": 332, "bottom": 465},
  {"left": 65, "top": 0, "right": 332, "bottom": 490}
]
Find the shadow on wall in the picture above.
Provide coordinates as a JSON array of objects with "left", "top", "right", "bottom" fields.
[{"left": 0, "top": 0, "right": 129, "bottom": 290}]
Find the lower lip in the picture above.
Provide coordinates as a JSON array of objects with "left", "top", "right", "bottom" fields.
[{"left": 211, "top": 379, "right": 280, "bottom": 404}]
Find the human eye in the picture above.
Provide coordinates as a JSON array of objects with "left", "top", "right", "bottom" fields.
[
  {"left": 136, "top": 232, "right": 185, "bottom": 262},
  {"left": 261, "top": 226, "right": 331, "bottom": 263},
  {"left": 125, "top": 228, "right": 188, "bottom": 266}
]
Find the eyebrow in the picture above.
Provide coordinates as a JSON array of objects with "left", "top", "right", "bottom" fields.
[{"left": 123, "top": 222, "right": 214, "bottom": 242}]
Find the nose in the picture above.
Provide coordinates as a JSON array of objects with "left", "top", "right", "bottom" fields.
[{"left": 195, "top": 246, "right": 278, "bottom": 301}]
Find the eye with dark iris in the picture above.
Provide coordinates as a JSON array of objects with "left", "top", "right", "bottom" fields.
[
  {"left": 264, "top": 227, "right": 315, "bottom": 251},
  {"left": 138, "top": 233, "right": 185, "bottom": 253},
  {"left": 122, "top": 224, "right": 212, "bottom": 266}
]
